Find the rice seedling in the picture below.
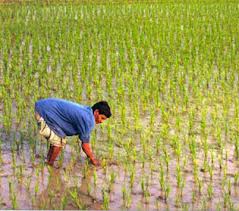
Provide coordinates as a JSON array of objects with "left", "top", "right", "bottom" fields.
[
  {"left": 129, "top": 168, "right": 135, "bottom": 190},
  {"left": 207, "top": 182, "right": 214, "bottom": 200},
  {"left": 122, "top": 185, "right": 132, "bottom": 208},
  {"left": 60, "top": 195, "right": 68, "bottom": 210},
  {"left": 108, "top": 171, "right": 116, "bottom": 192},
  {"left": 69, "top": 188, "right": 82, "bottom": 209},
  {"left": 34, "top": 180, "right": 39, "bottom": 196},
  {"left": 234, "top": 172, "right": 239, "bottom": 185},
  {"left": 159, "top": 162, "right": 171, "bottom": 203},
  {"left": 141, "top": 176, "right": 150, "bottom": 203},
  {"left": 102, "top": 188, "right": 109, "bottom": 210},
  {"left": 8, "top": 180, "right": 18, "bottom": 209},
  {"left": 93, "top": 169, "right": 98, "bottom": 187},
  {"left": 162, "top": 145, "right": 170, "bottom": 173},
  {"left": 176, "top": 163, "right": 185, "bottom": 197}
]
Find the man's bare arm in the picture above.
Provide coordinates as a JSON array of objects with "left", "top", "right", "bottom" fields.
[{"left": 82, "top": 143, "right": 100, "bottom": 166}]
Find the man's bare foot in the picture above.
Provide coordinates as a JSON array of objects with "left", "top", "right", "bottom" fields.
[
  {"left": 108, "top": 160, "right": 118, "bottom": 166},
  {"left": 35, "top": 154, "right": 41, "bottom": 159},
  {"left": 45, "top": 161, "right": 61, "bottom": 169}
]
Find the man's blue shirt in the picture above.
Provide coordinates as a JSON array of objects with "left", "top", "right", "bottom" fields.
[{"left": 35, "top": 98, "right": 95, "bottom": 143}]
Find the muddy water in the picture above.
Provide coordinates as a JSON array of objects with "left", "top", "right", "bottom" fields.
[{"left": 1, "top": 130, "right": 239, "bottom": 210}]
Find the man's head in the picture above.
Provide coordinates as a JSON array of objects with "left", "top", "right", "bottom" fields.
[{"left": 92, "top": 101, "right": 111, "bottom": 124}]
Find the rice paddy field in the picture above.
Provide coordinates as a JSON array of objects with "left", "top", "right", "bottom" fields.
[{"left": 0, "top": 0, "right": 239, "bottom": 210}]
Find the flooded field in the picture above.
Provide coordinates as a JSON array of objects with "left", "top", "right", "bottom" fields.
[
  {"left": 1, "top": 0, "right": 239, "bottom": 210},
  {"left": 1, "top": 119, "right": 239, "bottom": 210}
]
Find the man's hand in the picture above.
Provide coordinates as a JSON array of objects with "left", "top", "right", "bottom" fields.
[
  {"left": 91, "top": 158, "right": 101, "bottom": 167},
  {"left": 82, "top": 143, "right": 100, "bottom": 166}
]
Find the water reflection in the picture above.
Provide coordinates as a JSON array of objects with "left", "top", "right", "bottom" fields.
[{"left": 36, "top": 165, "right": 102, "bottom": 210}]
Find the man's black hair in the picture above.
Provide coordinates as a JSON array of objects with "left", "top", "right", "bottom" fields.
[{"left": 92, "top": 101, "right": 112, "bottom": 118}]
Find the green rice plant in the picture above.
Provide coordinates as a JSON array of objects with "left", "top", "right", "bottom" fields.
[
  {"left": 102, "top": 161, "right": 108, "bottom": 176},
  {"left": 30, "top": 148, "right": 36, "bottom": 164},
  {"left": 188, "top": 135, "right": 197, "bottom": 161},
  {"left": 208, "top": 164, "right": 214, "bottom": 182},
  {"left": 210, "top": 149, "right": 215, "bottom": 165},
  {"left": 228, "top": 179, "right": 232, "bottom": 196},
  {"left": 175, "top": 193, "right": 182, "bottom": 209},
  {"left": 0, "top": 139, "right": 3, "bottom": 164},
  {"left": 93, "top": 169, "right": 98, "bottom": 186},
  {"left": 159, "top": 162, "right": 171, "bottom": 203},
  {"left": 182, "top": 156, "right": 188, "bottom": 170},
  {"left": 200, "top": 109, "right": 207, "bottom": 138},
  {"left": 109, "top": 171, "right": 116, "bottom": 186},
  {"left": 207, "top": 182, "right": 213, "bottom": 200},
  {"left": 223, "top": 192, "right": 234, "bottom": 210},
  {"left": 175, "top": 116, "right": 182, "bottom": 133},
  {"left": 133, "top": 103, "right": 141, "bottom": 130},
  {"left": 216, "top": 127, "right": 223, "bottom": 151},
  {"left": 108, "top": 141, "right": 114, "bottom": 161},
  {"left": 11, "top": 148, "right": 17, "bottom": 172},
  {"left": 188, "top": 110, "right": 195, "bottom": 135},
  {"left": 87, "top": 183, "right": 91, "bottom": 196},
  {"left": 200, "top": 197, "right": 208, "bottom": 210},
  {"left": 131, "top": 146, "right": 137, "bottom": 163},
  {"left": 82, "top": 162, "right": 90, "bottom": 179},
  {"left": 192, "top": 190, "right": 197, "bottom": 204},
  {"left": 196, "top": 177, "right": 203, "bottom": 195},
  {"left": 155, "top": 137, "right": 161, "bottom": 155},
  {"left": 162, "top": 145, "right": 170, "bottom": 173},
  {"left": 61, "top": 195, "right": 68, "bottom": 210},
  {"left": 176, "top": 163, "right": 185, "bottom": 197},
  {"left": 34, "top": 179, "right": 39, "bottom": 197},
  {"left": 16, "top": 164, "right": 24, "bottom": 183},
  {"left": 164, "top": 182, "right": 171, "bottom": 203},
  {"left": 225, "top": 149, "right": 228, "bottom": 165},
  {"left": 24, "top": 176, "right": 32, "bottom": 192},
  {"left": 69, "top": 188, "right": 82, "bottom": 209},
  {"left": 122, "top": 185, "right": 132, "bottom": 208},
  {"left": 120, "top": 103, "right": 126, "bottom": 127},
  {"left": 202, "top": 137, "right": 209, "bottom": 168},
  {"left": 234, "top": 172, "right": 239, "bottom": 185},
  {"left": 234, "top": 135, "right": 239, "bottom": 159},
  {"left": 149, "top": 106, "right": 156, "bottom": 129},
  {"left": 102, "top": 188, "right": 109, "bottom": 210},
  {"left": 141, "top": 176, "right": 150, "bottom": 203},
  {"left": 182, "top": 203, "right": 189, "bottom": 211},
  {"left": 129, "top": 169, "right": 135, "bottom": 190},
  {"left": 8, "top": 180, "right": 18, "bottom": 209},
  {"left": 160, "top": 123, "right": 170, "bottom": 141},
  {"left": 216, "top": 202, "right": 223, "bottom": 211},
  {"left": 172, "top": 135, "right": 181, "bottom": 162}
]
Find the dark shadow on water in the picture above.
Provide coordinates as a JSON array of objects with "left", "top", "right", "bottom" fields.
[{"left": 35, "top": 165, "right": 102, "bottom": 210}]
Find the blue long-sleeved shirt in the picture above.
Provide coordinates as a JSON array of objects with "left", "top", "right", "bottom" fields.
[{"left": 35, "top": 98, "right": 95, "bottom": 143}]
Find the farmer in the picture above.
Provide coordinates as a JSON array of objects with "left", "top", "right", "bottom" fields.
[{"left": 34, "top": 98, "right": 111, "bottom": 167}]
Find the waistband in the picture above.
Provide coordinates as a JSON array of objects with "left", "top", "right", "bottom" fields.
[{"left": 35, "top": 112, "right": 42, "bottom": 122}]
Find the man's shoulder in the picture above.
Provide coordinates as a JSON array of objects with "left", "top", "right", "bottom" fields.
[
  {"left": 73, "top": 106, "right": 95, "bottom": 132},
  {"left": 74, "top": 106, "right": 94, "bottom": 120}
]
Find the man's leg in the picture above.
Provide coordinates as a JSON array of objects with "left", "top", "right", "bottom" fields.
[
  {"left": 47, "top": 134, "right": 66, "bottom": 166},
  {"left": 35, "top": 115, "right": 66, "bottom": 167},
  {"left": 46, "top": 145, "right": 62, "bottom": 166},
  {"left": 46, "top": 144, "right": 54, "bottom": 161}
]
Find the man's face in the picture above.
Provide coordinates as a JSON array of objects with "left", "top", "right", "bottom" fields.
[{"left": 94, "top": 110, "right": 107, "bottom": 124}]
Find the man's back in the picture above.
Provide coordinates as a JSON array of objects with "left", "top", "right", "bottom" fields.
[{"left": 35, "top": 98, "right": 95, "bottom": 141}]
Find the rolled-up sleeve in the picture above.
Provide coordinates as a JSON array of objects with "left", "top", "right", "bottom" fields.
[
  {"left": 75, "top": 118, "right": 90, "bottom": 143},
  {"left": 74, "top": 108, "right": 95, "bottom": 143},
  {"left": 79, "top": 135, "right": 90, "bottom": 143}
]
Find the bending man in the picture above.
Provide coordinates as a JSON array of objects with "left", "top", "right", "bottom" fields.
[{"left": 34, "top": 98, "right": 111, "bottom": 167}]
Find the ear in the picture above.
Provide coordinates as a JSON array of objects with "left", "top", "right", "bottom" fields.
[{"left": 94, "top": 109, "right": 99, "bottom": 115}]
